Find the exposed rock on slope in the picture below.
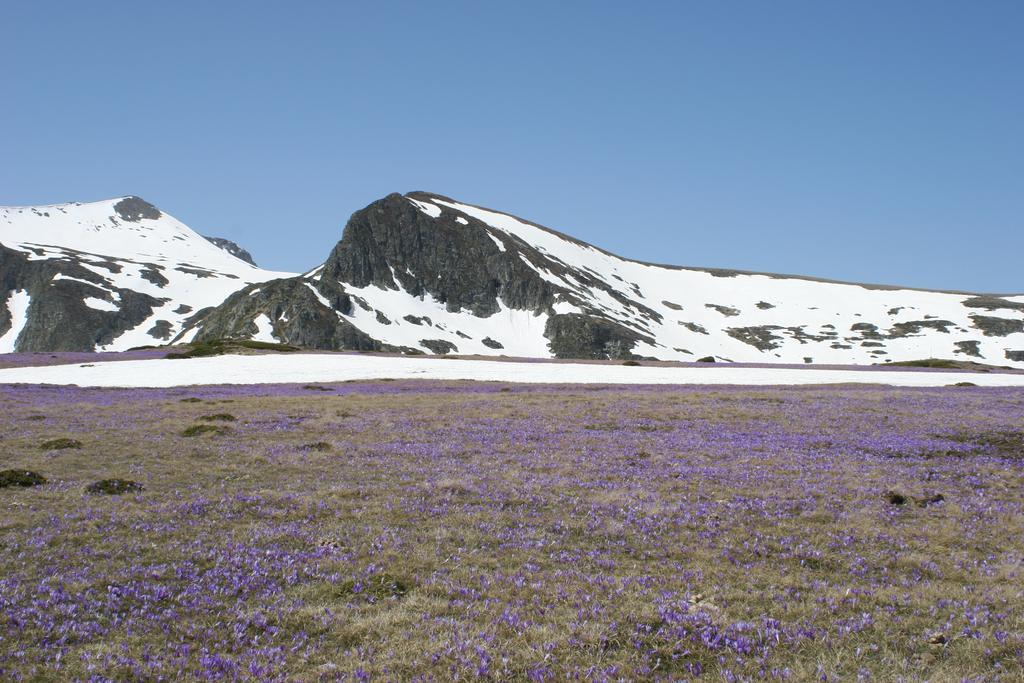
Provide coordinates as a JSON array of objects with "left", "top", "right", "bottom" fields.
[
  {"left": 191, "top": 278, "right": 385, "bottom": 352},
  {"left": 204, "top": 236, "right": 257, "bottom": 266}
]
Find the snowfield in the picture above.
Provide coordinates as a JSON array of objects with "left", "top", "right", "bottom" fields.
[{"left": 1, "top": 353, "right": 1023, "bottom": 388}]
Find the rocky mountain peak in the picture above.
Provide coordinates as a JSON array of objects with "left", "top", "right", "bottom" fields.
[{"left": 113, "top": 196, "right": 162, "bottom": 222}]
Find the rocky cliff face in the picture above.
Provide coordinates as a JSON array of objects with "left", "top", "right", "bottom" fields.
[{"left": 323, "top": 192, "right": 557, "bottom": 316}]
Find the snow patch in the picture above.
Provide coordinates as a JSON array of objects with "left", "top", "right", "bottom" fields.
[
  {"left": 304, "top": 282, "right": 332, "bottom": 309},
  {"left": 487, "top": 232, "right": 506, "bottom": 252},
  {"left": 83, "top": 297, "right": 120, "bottom": 312},
  {"left": 252, "top": 314, "right": 277, "bottom": 343},
  {"left": 52, "top": 273, "right": 111, "bottom": 290},
  {"left": 0, "top": 290, "right": 31, "bottom": 353},
  {"left": 3, "top": 353, "right": 1024, "bottom": 388},
  {"left": 408, "top": 198, "right": 442, "bottom": 218}
]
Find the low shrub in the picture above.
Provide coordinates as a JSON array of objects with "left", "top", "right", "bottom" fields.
[
  {"left": 199, "top": 413, "right": 236, "bottom": 422},
  {"left": 86, "top": 479, "right": 144, "bottom": 495},
  {"left": 301, "top": 442, "right": 333, "bottom": 452},
  {"left": 622, "top": 360, "right": 641, "bottom": 366},
  {"left": 40, "top": 438, "right": 82, "bottom": 450},
  {"left": 0, "top": 469, "right": 47, "bottom": 488},
  {"left": 181, "top": 424, "right": 231, "bottom": 437}
]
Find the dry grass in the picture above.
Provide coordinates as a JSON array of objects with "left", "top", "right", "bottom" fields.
[{"left": 0, "top": 382, "right": 1022, "bottom": 680}]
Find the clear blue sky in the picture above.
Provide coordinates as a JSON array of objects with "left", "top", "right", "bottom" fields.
[{"left": 3, "top": 2, "right": 1022, "bottom": 292}]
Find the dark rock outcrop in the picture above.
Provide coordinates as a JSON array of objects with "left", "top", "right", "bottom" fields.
[
  {"left": 420, "top": 339, "right": 458, "bottom": 355},
  {"left": 970, "top": 315, "right": 1024, "bottom": 337},
  {"left": 204, "top": 236, "right": 257, "bottom": 266},
  {"left": 322, "top": 192, "right": 562, "bottom": 317},
  {"left": 544, "top": 313, "right": 648, "bottom": 360},
  {"left": 954, "top": 340, "right": 982, "bottom": 358},
  {"left": 113, "top": 196, "right": 162, "bottom": 222},
  {"left": 186, "top": 278, "right": 382, "bottom": 351},
  {"left": 962, "top": 296, "right": 1024, "bottom": 312}
]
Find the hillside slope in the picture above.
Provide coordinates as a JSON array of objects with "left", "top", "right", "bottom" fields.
[{"left": 0, "top": 197, "right": 293, "bottom": 351}]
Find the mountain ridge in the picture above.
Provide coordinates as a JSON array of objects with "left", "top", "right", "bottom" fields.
[
  {"left": 405, "top": 192, "right": 1021, "bottom": 298},
  {"left": 2, "top": 191, "right": 1022, "bottom": 367}
]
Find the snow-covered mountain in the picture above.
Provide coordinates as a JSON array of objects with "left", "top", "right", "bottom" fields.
[
  {"left": 181, "top": 191, "right": 1024, "bottom": 367},
  {"left": 0, "top": 196, "right": 293, "bottom": 352},
  {"left": 3, "top": 191, "right": 1023, "bottom": 367}
]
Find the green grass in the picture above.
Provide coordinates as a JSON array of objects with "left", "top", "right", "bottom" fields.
[
  {"left": 887, "top": 358, "right": 966, "bottom": 369},
  {"left": 166, "top": 338, "right": 301, "bottom": 359}
]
